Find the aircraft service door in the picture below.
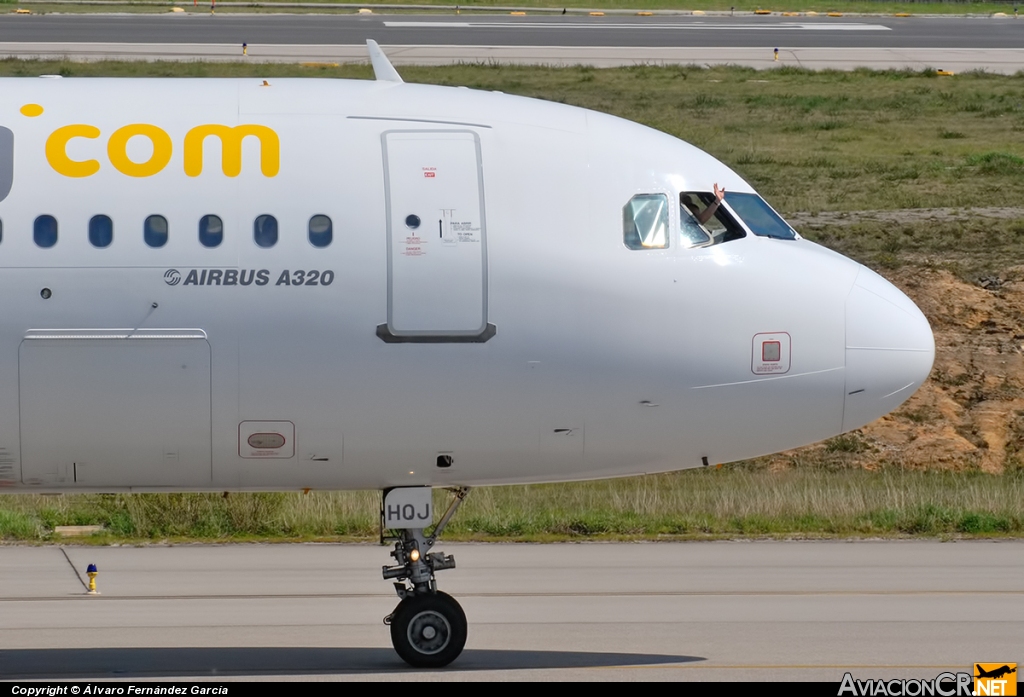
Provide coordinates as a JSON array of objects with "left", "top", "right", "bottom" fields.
[
  {"left": 19, "top": 331, "right": 212, "bottom": 487},
  {"left": 379, "top": 130, "right": 494, "bottom": 342}
]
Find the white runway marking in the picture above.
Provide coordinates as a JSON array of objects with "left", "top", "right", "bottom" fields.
[{"left": 383, "top": 21, "right": 892, "bottom": 31}]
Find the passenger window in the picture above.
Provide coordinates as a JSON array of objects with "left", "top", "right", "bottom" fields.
[
  {"left": 0, "top": 218, "right": 3, "bottom": 245},
  {"left": 724, "top": 192, "right": 798, "bottom": 240},
  {"left": 308, "top": 214, "right": 332, "bottom": 248},
  {"left": 253, "top": 214, "right": 277, "bottom": 248},
  {"left": 34, "top": 215, "right": 58, "bottom": 248},
  {"left": 623, "top": 194, "right": 668, "bottom": 250},
  {"left": 199, "top": 214, "right": 223, "bottom": 248},
  {"left": 144, "top": 215, "right": 168, "bottom": 248},
  {"left": 89, "top": 215, "right": 113, "bottom": 248},
  {"left": 680, "top": 192, "right": 745, "bottom": 246}
]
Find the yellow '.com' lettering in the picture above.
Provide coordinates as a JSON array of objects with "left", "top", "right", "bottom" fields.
[
  {"left": 107, "top": 124, "right": 173, "bottom": 178},
  {"left": 45, "top": 124, "right": 101, "bottom": 178},
  {"left": 184, "top": 124, "right": 280, "bottom": 177},
  {"left": 44, "top": 122, "right": 280, "bottom": 178}
]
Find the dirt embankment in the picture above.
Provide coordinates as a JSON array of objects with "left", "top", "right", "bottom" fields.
[{"left": 777, "top": 266, "right": 1024, "bottom": 472}]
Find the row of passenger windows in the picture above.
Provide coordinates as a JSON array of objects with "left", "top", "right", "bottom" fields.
[{"left": 0, "top": 215, "right": 334, "bottom": 249}]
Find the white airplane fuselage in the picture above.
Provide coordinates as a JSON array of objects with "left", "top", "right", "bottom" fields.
[{"left": 0, "top": 76, "right": 935, "bottom": 493}]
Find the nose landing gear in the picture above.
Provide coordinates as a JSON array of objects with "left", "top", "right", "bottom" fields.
[{"left": 381, "top": 487, "right": 469, "bottom": 668}]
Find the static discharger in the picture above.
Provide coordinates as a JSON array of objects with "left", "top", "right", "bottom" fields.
[{"left": 86, "top": 563, "right": 99, "bottom": 595}]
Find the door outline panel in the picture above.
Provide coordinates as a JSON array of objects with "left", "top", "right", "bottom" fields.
[{"left": 377, "top": 129, "right": 496, "bottom": 343}]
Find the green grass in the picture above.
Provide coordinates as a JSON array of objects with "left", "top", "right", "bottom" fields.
[
  {"left": 797, "top": 216, "right": 1024, "bottom": 274},
  {"left": 451, "top": 468, "right": 1024, "bottom": 537},
  {"left": 2, "top": 468, "right": 1021, "bottom": 541}
]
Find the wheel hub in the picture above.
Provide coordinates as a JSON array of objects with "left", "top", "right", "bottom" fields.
[{"left": 408, "top": 609, "right": 451, "bottom": 655}]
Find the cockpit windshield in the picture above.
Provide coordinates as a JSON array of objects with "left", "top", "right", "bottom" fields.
[
  {"left": 724, "top": 192, "right": 798, "bottom": 240},
  {"left": 622, "top": 190, "right": 797, "bottom": 252}
]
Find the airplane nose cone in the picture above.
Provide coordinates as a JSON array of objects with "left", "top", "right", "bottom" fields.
[{"left": 843, "top": 267, "right": 935, "bottom": 432}]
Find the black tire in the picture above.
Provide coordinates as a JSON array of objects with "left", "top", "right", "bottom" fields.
[{"left": 390, "top": 591, "right": 467, "bottom": 668}]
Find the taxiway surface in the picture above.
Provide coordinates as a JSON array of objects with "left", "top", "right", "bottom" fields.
[{"left": 0, "top": 541, "right": 1020, "bottom": 681}]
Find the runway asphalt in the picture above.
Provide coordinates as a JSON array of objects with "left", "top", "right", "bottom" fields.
[
  {"left": 0, "top": 541, "right": 1020, "bottom": 681},
  {"left": 1, "top": 14, "right": 1023, "bottom": 49},
  {"left": 2, "top": 13, "right": 1023, "bottom": 71}
]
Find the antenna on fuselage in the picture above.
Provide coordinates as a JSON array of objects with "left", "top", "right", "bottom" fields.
[{"left": 366, "top": 39, "right": 403, "bottom": 83}]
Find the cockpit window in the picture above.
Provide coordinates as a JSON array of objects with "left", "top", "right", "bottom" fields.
[
  {"left": 679, "top": 198, "right": 711, "bottom": 248},
  {"left": 623, "top": 194, "right": 669, "bottom": 250},
  {"left": 724, "top": 192, "right": 798, "bottom": 240},
  {"left": 680, "top": 192, "right": 746, "bottom": 248}
]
